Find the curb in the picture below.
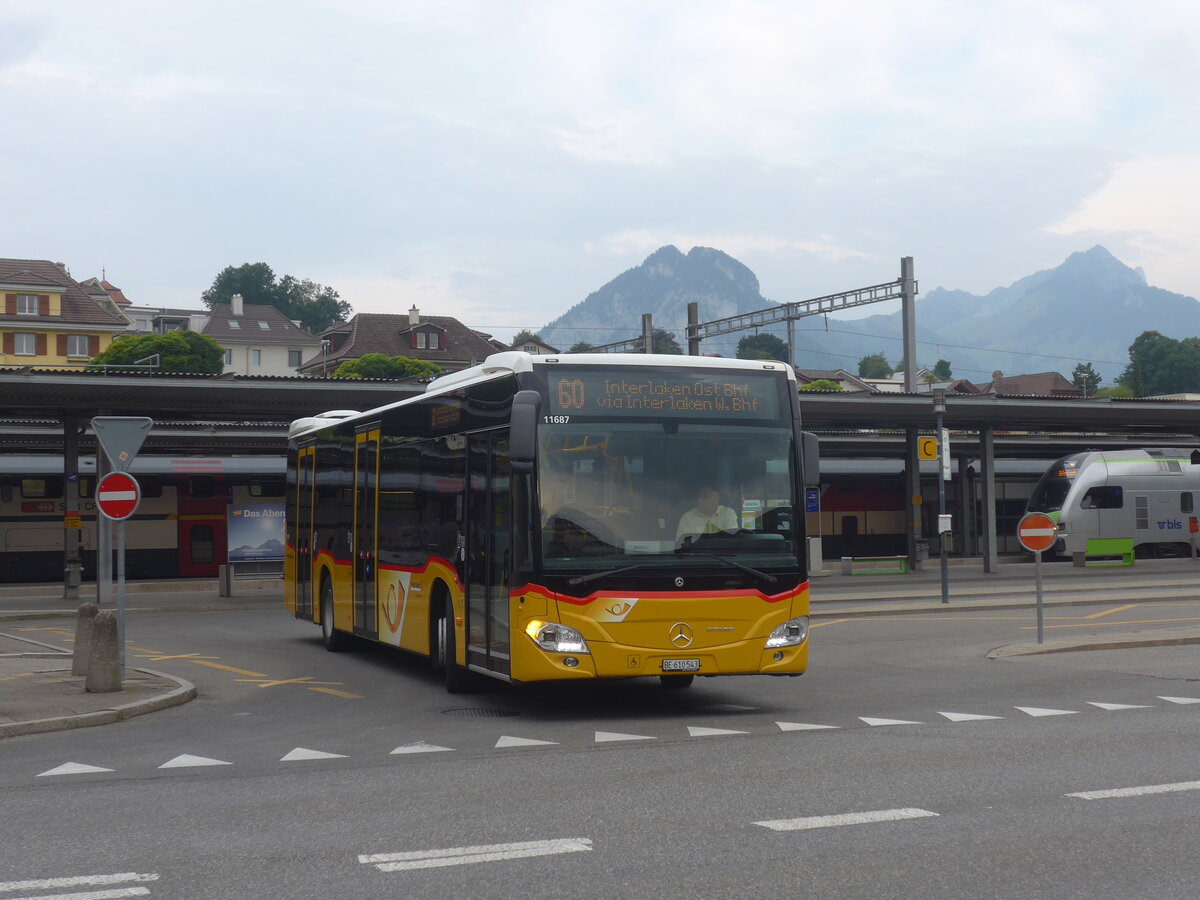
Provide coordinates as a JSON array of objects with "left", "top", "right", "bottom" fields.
[
  {"left": 811, "top": 590, "right": 1200, "bottom": 620},
  {"left": 989, "top": 634, "right": 1200, "bottom": 659},
  {"left": 0, "top": 664, "right": 197, "bottom": 740},
  {"left": 0, "top": 600, "right": 281, "bottom": 622}
]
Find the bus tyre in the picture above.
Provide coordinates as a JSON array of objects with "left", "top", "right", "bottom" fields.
[
  {"left": 440, "top": 600, "right": 474, "bottom": 694},
  {"left": 320, "top": 580, "right": 349, "bottom": 652},
  {"left": 659, "top": 674, "right": 694, "bottom": 689}
]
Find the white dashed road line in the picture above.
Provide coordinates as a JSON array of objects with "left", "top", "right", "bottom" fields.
[
  {"left": 754, "top": 808, "right": 940, "bottom": 832},
  {"left": 358, "top": 838, "right": 593, "bottom": 872},
  {"left": 1067, "top": 780, "right": 1200, "bottom": 801},
  {"left": 0, "top": 872, "right": 159, "bottom": 900}
]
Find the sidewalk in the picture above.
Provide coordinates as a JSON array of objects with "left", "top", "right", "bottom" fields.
[{"left": 0, "top": 632, "right": 195, "bottom": 739}]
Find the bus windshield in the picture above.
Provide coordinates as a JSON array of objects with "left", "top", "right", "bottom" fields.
[{"left": 537, "top": 422, "right": 800, "bottom": 576}]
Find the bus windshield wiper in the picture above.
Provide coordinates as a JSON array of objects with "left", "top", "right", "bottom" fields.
[
  {"left": 569, "top": 563, "right": 669, "bottom": 585},
  {"left": 675, "top": 547, "right": 778, "bottom": 585}
]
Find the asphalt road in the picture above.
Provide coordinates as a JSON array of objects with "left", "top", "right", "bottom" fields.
[{"left": 2, "top": 601, "right": 1198, "bottom": 899}]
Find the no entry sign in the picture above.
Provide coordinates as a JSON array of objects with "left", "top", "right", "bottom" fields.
[
  {"left": 1017, "top": 512, "right": 1057, "bottom": 553},
  {"left": 96, "top": 471, "right": 141, "bottom": 521}
]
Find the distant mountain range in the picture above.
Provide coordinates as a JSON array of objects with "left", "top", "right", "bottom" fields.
[{"left": 541, "top": 245, "right": 1200, "bottom": 384}]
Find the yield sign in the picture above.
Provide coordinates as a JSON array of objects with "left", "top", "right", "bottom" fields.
[
  {"left": 96, "top": 471, "right": 141, "bottom": 521},
  {"left": 1017, "top": 512, "right": 1057, "bottom": 553}
]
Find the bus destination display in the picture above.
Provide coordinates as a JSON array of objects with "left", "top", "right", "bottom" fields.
[{"left": 547, "top": 369, "right": 780, "bottom": 419}]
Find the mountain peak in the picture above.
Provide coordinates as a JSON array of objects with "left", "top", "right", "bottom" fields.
[{"left": 1058, "top": 245, "right": 1143, "bottom": 286}]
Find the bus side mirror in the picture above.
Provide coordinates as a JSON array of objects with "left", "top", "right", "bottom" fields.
[
  {"left": 511, "top": 390, "right": 541, "bottom": 475},
  {"left": 801, "top": 432, "right": 820, "bottom": 486}
]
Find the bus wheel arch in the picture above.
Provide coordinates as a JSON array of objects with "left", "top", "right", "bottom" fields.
[{"left": 431, "top": 585, "right": 473, "bottom": 693}]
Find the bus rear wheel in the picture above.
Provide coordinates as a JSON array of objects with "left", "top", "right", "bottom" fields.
[
  {"left": 659, "top": 675, "right": 694, "bottom": 689},
  {"left": 320, "top": 579, "right": 349, "bottom": 652}
]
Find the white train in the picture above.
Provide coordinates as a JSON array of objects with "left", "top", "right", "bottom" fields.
[{"left": 1026, "top": 449, "right": 1200, "bottom": 558}]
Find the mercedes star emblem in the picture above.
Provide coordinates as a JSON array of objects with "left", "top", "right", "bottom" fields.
[{"left": 669, "top": 622, "right": 694, "bottom": 648}]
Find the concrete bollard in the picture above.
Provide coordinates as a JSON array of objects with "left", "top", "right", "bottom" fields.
[
  {"left": 71, "top": 602, "right": 100, "bottom": 676},
  {"left": 85, "top": 610, "right": 122, "bottom": 693}
]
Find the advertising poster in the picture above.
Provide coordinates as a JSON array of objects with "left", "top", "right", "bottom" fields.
[{"left": 228, "top": 504, "right": 285, "bottom": 562}]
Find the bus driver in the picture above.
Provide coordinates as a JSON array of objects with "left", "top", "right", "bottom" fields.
[{"left": 676, "top": 485, "right": 739, "bottom": 542}]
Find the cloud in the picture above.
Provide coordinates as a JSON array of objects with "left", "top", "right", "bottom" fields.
[{"left": 1049, "top": 154, "right": 1200, "bottom": 297}]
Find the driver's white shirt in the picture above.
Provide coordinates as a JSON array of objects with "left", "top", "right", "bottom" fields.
[{"left": 675, "top": 505, "right": 739, "bottom": 540}]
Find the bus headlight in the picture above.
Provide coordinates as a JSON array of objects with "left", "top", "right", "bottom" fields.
[
  {"left": 525, "top": 620, "right": 591, "bottom": 654},
  {"left": 765, "top": 616, "right": 809, "bottom": 648}
]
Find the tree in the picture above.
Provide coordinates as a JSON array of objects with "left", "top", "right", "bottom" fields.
[
  {"left": 275, "top": 276, "right": 352, "bottom": 335},
  {"left": 858, "top": 352, "right": 893, "bottom": 379},
  {"left": 331, "top": 354, "right": 440, "bottom": 380},
  {"left": 88, "top": 331, "right": 224, "bottom": 375},
  {"left": 201, "top": 263, "right": 351, "bottom": 334},
  {"left": 1071, "top": 362, "right": 1102, "bottom": 397},
  {"left": 511, "top": 329, "right": 543, "bottom": 345},
  {"left": 737, "top": 333, "right": 788, "bottom": 361},
  {"left": 1094, "top": 384, "right": 1134, "bottom": 398},
  {"left": 1117, "top": 331, "right": 1200, "bottom": 396},
  {"left": 568, "top": 341, "right": 595, "bottom": 353},
  {"left": 932, "top": 359, "right": 953, "bottom": 381},
  {"left": 798, "top": 379, "right": 843, "bottom": 391},
  {"left": 651, "top": 329, "right": 682, "bottom": 355}
]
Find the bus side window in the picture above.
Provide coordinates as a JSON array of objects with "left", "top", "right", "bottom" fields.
[
  {"left": 1081, "top": 486, "right": 1123, "bottom": 509},
  {"left": 1183, "top": 492, "right": 1194, "bottom": 514}
]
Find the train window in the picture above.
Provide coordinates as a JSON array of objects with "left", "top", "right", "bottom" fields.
[
  {"left": 1081, "top": 486, "right": 1123, "bottom": 509},
  {"left": 21, "top": 477, "right": 63, "bottom": 499},
  {"left": 249, "top": 478, "right": 286, "bottom": 498},
  {"left": 190, "top": 525, "right": 215, "bottom": 564},
  {"left": 1183, "top": 493, "right": 1194, "bottom": 514},
  {"left": 0, "top": 476, "right": 10, "bottom": 504},
  {"left": 187, "top": 476, "right": 216, "bottom": 498},
  {"left": 139, "top": 476, "right": 162, "bottom": 499}
]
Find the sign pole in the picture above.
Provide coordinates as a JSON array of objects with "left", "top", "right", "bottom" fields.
[
  {"left": 117, "top": 520, "right": 127, "bottom": 674},
  {"left": 97, "top": 447, "right": 112, "bottom": 613},
  {"left": 1035, "top": 549, "right": 1045, "bottom": 644}
]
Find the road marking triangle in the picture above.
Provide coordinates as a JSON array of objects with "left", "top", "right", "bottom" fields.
[
  {"left": 1087, "top": 702, "right": 1154, "bottom": 711},
  {"left": 1158, "top": 696, "right": 1200, "bottom": 705},
  {"left": 495, "top": 735, "right": 558, "bottom": 748},
  {"left": 938, "top": 711, "right": 1004, "bottom": 722},
  {"left": 594, "top": 731, "right": 656, "bottom": 743},
  {"left": 37, "top": 762, "right": 114, "bottom": 777},
  {"left": 280, "top": 747, "right": 348, "bottom": 762},
  {"left": 1015, "top": 706, "right": 1078, "bottom": 717},
  {"left": 687, "top": 725, "right": 749, "bottom": 737},
  {"left": 776, "top": 721, "right": 839, "bottom": 731},
  {"left": 706, "top": 704, "right": 759, "bottom": 711},
  {"left": 159, "top": 754, "right": 232, "bottom": 769},
  {"left": 391, "top": 741, "right": 455, "bottom": 755},
  {"left": 859, "top": 717, "right": 923, "bottom": 727}
]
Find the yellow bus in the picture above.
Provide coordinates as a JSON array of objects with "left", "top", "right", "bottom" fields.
[{"left": 285, "top": 351, "right": 818, "bottom": 692}]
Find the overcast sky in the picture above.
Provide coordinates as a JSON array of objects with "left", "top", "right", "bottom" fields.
[{"left": 3, "top": 1, "right": 1198, "bottom": 344}]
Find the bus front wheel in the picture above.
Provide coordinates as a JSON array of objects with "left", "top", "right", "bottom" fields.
[{"left": 320, "top": 579, "right": 349, "bottom": 652}]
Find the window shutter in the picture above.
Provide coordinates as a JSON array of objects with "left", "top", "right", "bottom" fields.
[
  {"left": 4, "top": 294, "right": 13, "bottom": 315},
  {"left": 89, "top": 335, "right": 100, "bottom": 356},
  {"left": 57, "top": 334, "right": 68, "bottom": 356},
  {"left": 38, "top": 295, "right": 50, "bottom": 316},
  {"left": 411, "top": 332, "right": 417, "bottom": 349},
  {"left": 2, "top": 333, "right": 12, "bottom": 354},
  {"left": 35, "top": 333, "right": 46, "bottom": 356}
]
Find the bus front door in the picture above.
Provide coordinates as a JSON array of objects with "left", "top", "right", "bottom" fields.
[
  {"left": 295, "top": 445, "right": 316, "bottom": 620},
  {"left": 354, "top": 428, "right": 380, "bottom": 640},
  {"left": 465, "top": 432, "right": 511, "bottom": 676}
]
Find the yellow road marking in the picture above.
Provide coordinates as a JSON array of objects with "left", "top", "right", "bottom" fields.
[
  {"left": 127, "top": 645, "right": 166, "bottom": 655},
  {"left": 1083, "top": 604, "right": 1138, "bottom": 620},
  {"left": 134, "top": 652, "right": 218, "bottom": 662},
  {"left": 1022, "top": 616, "right": 1200, "bottom": 630},
  {"left": 308, "top": 687, "right": 363, "bottom": 699},
  {"left": 811, "top": 619, "right": 851, "bottom": 628},
  {"left": 0, "top": 672, "right": 36, "bottom": 682},
  {"left": 233, "top": 676, "right": 346, "bottom": 689},
  {"left": 189, "top": 660, "right": 269, "bottom": 678}
]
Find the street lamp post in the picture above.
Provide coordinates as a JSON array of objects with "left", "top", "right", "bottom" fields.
[{"left": 933, "top": 388, "right": 950, "bottom": 604}]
